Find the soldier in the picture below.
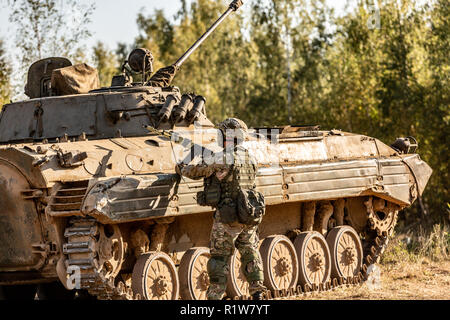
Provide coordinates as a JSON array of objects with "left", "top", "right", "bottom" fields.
[
  {"left": 176, "top": 118, "right": 267, "bottom": 300},
  {"left": 127, "top": 47, "right": 178, "bottom": 88}
]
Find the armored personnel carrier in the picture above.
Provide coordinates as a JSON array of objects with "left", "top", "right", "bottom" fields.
[{"left": 0, "top": 0, "right": 432, "bottom": 300}]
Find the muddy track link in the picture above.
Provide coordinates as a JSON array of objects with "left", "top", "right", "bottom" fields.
[
  {"left": 63, "top": 218, "right": 391, "bottom": 300},
  {"left": 63, "top": 218, "right": 138, "bottom": 300},
  {"left": 231, "top": 233, "right": 390, "bottom": 300}
]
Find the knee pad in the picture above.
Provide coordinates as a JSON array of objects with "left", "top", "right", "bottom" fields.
[
  {"left": 207, "top": 255, "right": 229, "bottom": 285},
  {"left": 240, "top": 251, "right": 264, "bottom": 282}
]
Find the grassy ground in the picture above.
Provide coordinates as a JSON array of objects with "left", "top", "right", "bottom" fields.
[
  {"left": 300, "top": 259, "right": 450, "bottom": 300},
  {"left": 301, "top": 223, "right": 450, "bottom": 300}
]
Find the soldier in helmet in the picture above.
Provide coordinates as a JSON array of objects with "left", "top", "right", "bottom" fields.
[
  {"left": 176, "top": 118, "right": 267, "bottom": 300},
  {"left": 127, "top": 48, "right": 178, "bottom": 88}
]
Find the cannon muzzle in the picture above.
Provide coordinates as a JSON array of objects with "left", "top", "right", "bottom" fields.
[{"left": 174, "top": 0, "right": 244, "bottom": 69}]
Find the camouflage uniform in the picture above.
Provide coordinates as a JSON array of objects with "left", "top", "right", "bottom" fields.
[
  {"left": 206, "top": 220, "right": 265, "bottom": 300},
  {"left": 180, "top": 127, "right": 266, "bottom": 300}
]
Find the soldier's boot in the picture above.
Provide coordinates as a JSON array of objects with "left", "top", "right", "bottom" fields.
[
  {"left": 249, "top": 280, "right": 266, "bottom": 300},
  {"left": 240, "top": 251, "right": 266, "bottom": 300},
  {"left": 252, "top": 292, "right": 263, "bottom": 301},
  {"left": 206, "top": 283, "right": 227, "bottom": 300},
  {"left": 206, "top": 255, "right": 229, "bottom": 300}
]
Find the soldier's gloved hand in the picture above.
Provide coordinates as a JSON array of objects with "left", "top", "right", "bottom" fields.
[
  {"left": 175, "top": 163, "right": 184, "bottom": 176},
  {"left": 211, "top": 163, "right": 229, "bottom": 181},
  {"left": 215, "top": 169, "right": 229, "bottom": 181}
]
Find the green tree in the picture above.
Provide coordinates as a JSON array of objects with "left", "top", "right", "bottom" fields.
[
  {"left": 418, "top": 0, "right": 449, "bottom": 221},
  {"left": 136, "top": 9, "right": 176, "bottom": 71},
  {"left": 245, "top": 0, "right": 290, "bottom": 126},
  {"left": 289, "top": 0, "right": 335, "bottom": 127},
  {"left": 9, "top": 0, "right": 94, "bottom": 95},
  {"left": 245, "top": 0, "right": 335, "bottom": 127},
  {"left": 92, "top": 41, "right": 120, "bottom": 87},
  {"left": 0, "top": 39, "right": 10, "bottom": 108},
  {"left": 135, "top": 0, "right": 253, "bottom": 123}
]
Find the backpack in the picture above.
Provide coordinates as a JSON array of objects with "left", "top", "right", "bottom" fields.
[{"left": 237, "top": 189, "right": 265, "bottom": 225}]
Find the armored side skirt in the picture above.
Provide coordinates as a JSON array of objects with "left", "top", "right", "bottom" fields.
[{"left": 79, "top": 156, "right": 425, "bottom": 224}]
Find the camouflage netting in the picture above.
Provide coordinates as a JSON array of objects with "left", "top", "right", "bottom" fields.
[{"left": 51, "top": 64, "right": 100, "bottom": 96}]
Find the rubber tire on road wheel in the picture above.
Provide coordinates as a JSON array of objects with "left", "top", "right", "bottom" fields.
[
  {"left": 179, "top": 247, "right": 210, "bottom": 300},
  {"left": 294, "top": 231, "right": 331, "bottom": 287},
  {"left": 226, "top": 249, "right": 263, "bottom": 298},
  {"left": 132, "top": 251, "right": 179, "bottom": 300},
  {"left": 260, "top": 235, "right": 299, "bottom": 291},
  {"left": 326, "top": 226, "right": 363, "bottom": 279}
]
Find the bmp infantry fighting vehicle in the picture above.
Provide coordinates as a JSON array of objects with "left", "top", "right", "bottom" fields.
[{"left": 0, "top": 0, "right": 432, "bottom": 300}]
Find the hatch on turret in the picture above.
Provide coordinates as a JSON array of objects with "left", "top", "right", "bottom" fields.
[
  {"left": 25, "top": 57, "right": 72, "bottom": 99},
  {"left": 24, "top": 57, "right": 100, "bottom": 99}
]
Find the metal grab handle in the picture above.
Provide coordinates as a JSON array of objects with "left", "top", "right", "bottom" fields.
[{"left": 174, "top": 0, "right": 244, "bottom": 69}]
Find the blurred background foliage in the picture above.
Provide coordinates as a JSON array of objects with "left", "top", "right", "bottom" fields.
[
  {"left": 0, "top": 0, "right": 448, "bottom": 227},
  {"left": 0, "top": 40, "right": 10, "bottom": 107},
  {"left": 97, "top": 0, "right": 450, "bottom": 228}
]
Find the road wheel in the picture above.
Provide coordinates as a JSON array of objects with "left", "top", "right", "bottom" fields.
[
  {"left": 295, "top": 231, "right": 331, "bottom": 287},
  {"left": 179, "top": 247, "right": 210, "bottom": 300},
  {"left": 97, "top": 224, "right": 124, "bottom": 279},
  {"left": 326, "top": 226, "right": 363, "bottom": 279},
  {"left": 132, "top": 252, "right": 179, "bottom": 300},
  {"left": 226, "top": 249, "right": 264, "bottom": 298},
  {"left": 260, "top": 235, "right": 299, "bottom": 291}
]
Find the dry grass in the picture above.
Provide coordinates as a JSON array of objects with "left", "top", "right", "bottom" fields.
[
  {"left": 299, "top": 259, "right": 450, "bottom": 300},
  {"left": 299, "top": 224, "right": 450, "bottom": 300}
]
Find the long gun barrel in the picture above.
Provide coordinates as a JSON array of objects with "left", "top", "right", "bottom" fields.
[{"left": 174, "top": 0, "right": 244, "bottom": 69}]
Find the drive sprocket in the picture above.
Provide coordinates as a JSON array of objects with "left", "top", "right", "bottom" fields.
[
  {"left": 63, "top": 217, "right": 138, "bottom": 300},
  {"left": 365, "top": 197, "right": 398, "bottom": 236}
]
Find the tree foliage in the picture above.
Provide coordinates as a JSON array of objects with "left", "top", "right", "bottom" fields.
[
  {"left": 0, "top": 39, "right": 10, "bottom": 108},
  {"left": 9, "top": 0, "right": 94, "bottom": 91},
  {"left": 92, "top": 41, "right": 120, "bottom": 87},
  {"left": 121, "top": 0, "right": 448, "bottom": 222}
]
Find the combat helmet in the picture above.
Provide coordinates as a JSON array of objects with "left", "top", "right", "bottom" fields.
[
  {"left": 218, "top": 118, "right": 248, "bottom": 131},
  {"left": 128, "top": 48, "right": 154, "bottom": 74},
  {"left": 218, "top": 118, "right": 248, "bottom": 144}
]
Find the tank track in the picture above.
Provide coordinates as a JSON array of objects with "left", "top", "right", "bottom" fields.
[
  {"left": 234, "top": 232, "right": 390, "bottom": 300},
  {"left": 62, "top": 217, "right": 391, "bottom": 300},
  {"left": 63, "top": 218, "right": 137, "bottom": 300}
]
